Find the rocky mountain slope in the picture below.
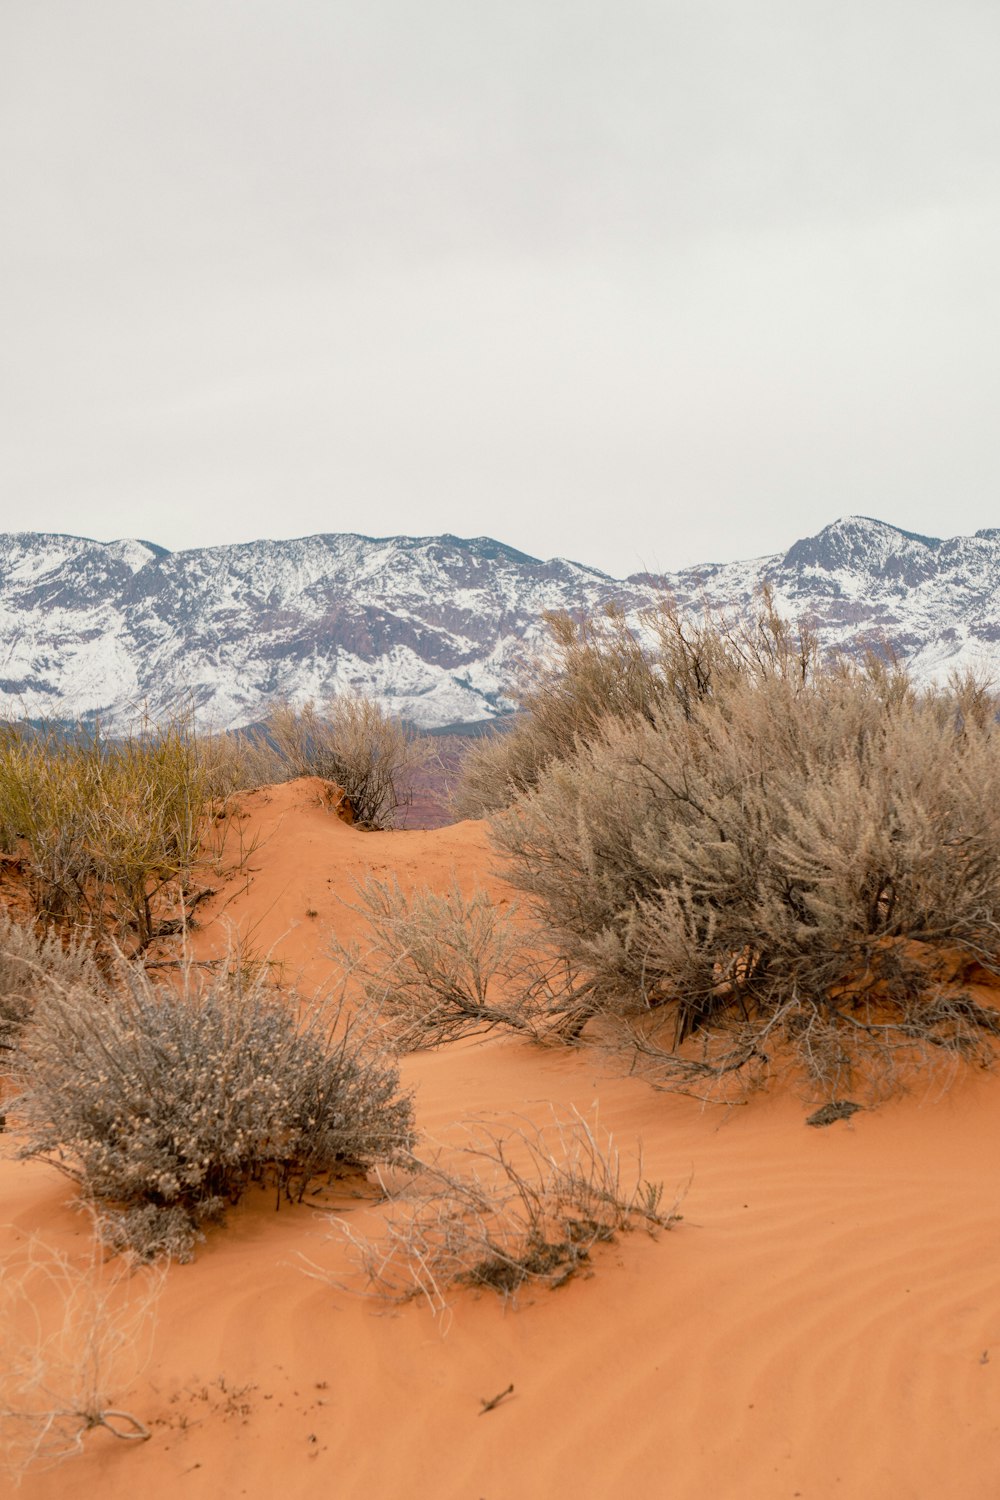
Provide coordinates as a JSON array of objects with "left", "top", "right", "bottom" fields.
[{"left": 0, "top": 516, "right": 997, "bottom": 731}]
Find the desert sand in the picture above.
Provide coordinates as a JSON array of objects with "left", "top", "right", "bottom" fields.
[{"left": 3, "top": 778, "right": 1000, "bottom": 1499}]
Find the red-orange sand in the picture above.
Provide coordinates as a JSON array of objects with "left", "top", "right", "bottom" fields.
[{"left": 3, "top": 779, "right": 1000, "bottom": 1499}]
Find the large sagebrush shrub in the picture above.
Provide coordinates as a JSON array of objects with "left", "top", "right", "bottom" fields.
[
  {"left": 11, "top": 960, "right": 415, "bottom": 1259},
  {"left": 453, "top": 593, "right": 812, "bottom": 817},
  {"left": 489, "top": 611, "right": 1000, "bottom": 1090}
]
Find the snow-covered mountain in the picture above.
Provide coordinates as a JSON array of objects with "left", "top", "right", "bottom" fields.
[{"left": 0, "top": 516, "right": 997, "bottom": 731}]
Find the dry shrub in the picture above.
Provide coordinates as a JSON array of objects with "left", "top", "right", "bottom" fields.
[
  {"left": 449, "top": 722, "right": 540, "bottom": 823},
  {"left": 0, "top": 1218, "right": 163, "bottom": 1483},
  {"left": 453, "top": 593, "right": 811, "bottom": 817},
  {"left": 489, "top": 606, "right": 1000, "bottom": 1096},
  {"left": 335, "top": 876, "right": 594, "bottom": 1049},
  {"left": 453, "top": 606, "right": 663, "bottom": 818},
  {"left": 188, "top": 726, "right": 284, "bottom": 800},
  {"left": 323, "top": 1111, "right": 678, "bottom": 1316},
  {"left": 0, "top": 913, "right": 101, "bottom": 1059},
  {"left": 246, "top": 697, "right": 431, "bottom": 828},
  {"left": 10, "top": 957, "right": 415, "bottom": 1260}
]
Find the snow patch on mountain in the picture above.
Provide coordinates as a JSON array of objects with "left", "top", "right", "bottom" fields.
[{"left": 0, "top": 516, "right": 997, "bottom": 732}]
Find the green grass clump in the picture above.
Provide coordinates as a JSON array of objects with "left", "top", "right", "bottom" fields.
[{"left": 0, "top": 719, "right": 208, "bottom": 948}]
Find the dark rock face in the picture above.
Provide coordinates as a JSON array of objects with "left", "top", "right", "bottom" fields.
[
  {"left": 0, "top": 516, "right": 997, "bottom": 731},
  {"left": 782, "top": 516, "right": 939, "bottom": 579}
]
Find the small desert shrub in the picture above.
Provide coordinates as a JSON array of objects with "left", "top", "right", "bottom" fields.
[
  {"left": 0, "top": 913, "right": 101, "bottom": 1058},
  {"left": 323, "top": 1111, "right": 678, "bottom": 1315},
  {"left": 336, "top": 876, "right": 594, "bottom": 1048},
  {"left": 11, "top": 959, "right": 415, "bottom": 1260},
  {"left": 244, "top": 697, "right": 430, "bottom": 828},
  {"left": 490, "top": 626, "right": 1000, "bottom": 1094},
  {"left": 453, "top": 592, "right": 813, "bottom": 817},
  {"left": 0, "top": 718, "right": 210, "bottom": 946},
  {"left": 0, "top": 1219, "right": 162, "bottom": 1483}
]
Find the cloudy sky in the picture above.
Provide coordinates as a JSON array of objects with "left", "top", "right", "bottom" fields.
[{"left": 2, "top": 1, "right": 998, "bottom": 578}]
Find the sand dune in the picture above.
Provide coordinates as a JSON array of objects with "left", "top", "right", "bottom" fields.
[
  {"left": 183, "top": 777, "right": 510, "bottom": 991},
  {"left": 4, "top": 780, "right": 1000, "bottom": 1499}
]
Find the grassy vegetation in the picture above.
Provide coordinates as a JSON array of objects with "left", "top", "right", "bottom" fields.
[
  {"left": 0, "top": 719, "right": 209, "bottom": 949},
  {"left": 0, "top": 695, "right": 431, "bottom": 960}
]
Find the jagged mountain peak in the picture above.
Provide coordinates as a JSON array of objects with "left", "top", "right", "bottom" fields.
[{"left": 781, "top": 515, "right": 943, "bottom": 574}]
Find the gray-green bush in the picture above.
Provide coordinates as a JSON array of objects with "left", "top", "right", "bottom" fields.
[
  {"left": 486, "top": 605, "right": 1000, "bottom": 1095},
  {"left": 11, "top": 958, "right": 415, "bottom": 1260}
]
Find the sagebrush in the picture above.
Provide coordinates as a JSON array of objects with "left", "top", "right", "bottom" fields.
[
  {"left": 478, "top": 599, "right": 1000, "bottom": 1097},
  {"left": 248, "top": 697, "right": 430, "bottom": 828},
  {"left": 335, "top": 876, "right": 592, "bottom": 1049},
  {"left": 11, "top": 957, "right": 415, "bottom": 1259},
  {"left": 453, "top": 594, "right": 808, "bottom": 817},
  {"left": 0, "top": 912, "right": 102, "bottom": 1059}
]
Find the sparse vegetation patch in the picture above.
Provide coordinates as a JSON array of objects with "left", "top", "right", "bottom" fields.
[
  {"left": 323, "top": 1111, "right": 679, "bottom": 1316},
  {"left": 0, "top": 1219, "right": 163, "bottom": 1483},
  {"left": 334, "top": 876, "right": 593, "bottom": 1049}
]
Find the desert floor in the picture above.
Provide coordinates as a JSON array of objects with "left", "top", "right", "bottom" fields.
[{"left": 3, "top": 779, "right": 1000, "bottom": 1499}]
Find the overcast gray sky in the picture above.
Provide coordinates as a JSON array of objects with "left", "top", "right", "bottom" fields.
[{"left": 2, "top": 0, "right": 998, "bottom": 577}]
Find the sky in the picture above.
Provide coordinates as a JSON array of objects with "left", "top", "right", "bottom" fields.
[{"left": 2, "top": 1, "right": 999, "bottom": 580}]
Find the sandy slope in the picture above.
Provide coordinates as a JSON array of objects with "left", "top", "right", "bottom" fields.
[
  {"left": 182, "top": 777, "right": 514, "bottom": 992},
  {"left": 3, "top": 780, "right": 1000, "bottom": 1499}
]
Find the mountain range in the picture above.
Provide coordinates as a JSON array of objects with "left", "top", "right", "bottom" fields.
[{"left": 0, "top": 515, "right": 997, "bottom": 731}]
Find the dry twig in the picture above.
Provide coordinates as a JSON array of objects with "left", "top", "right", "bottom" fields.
[{"left": 0, "top": 1217, "right": 164, "bottom": 1483}]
